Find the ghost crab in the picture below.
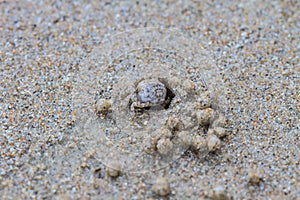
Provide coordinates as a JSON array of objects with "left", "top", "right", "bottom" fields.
[{"left": 128, "top": 78, "right": 173, "bottom": 113}]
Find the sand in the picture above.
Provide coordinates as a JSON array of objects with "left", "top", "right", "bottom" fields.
[{"left": 0, "top": 1, "right": 299, "bottom": 199}]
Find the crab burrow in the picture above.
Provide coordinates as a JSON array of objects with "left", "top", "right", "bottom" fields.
[
  {"left": 74, "top": 28, "right": 227, "bottom": 173},
  {"left": 93, "top": 48, "right": 227, "bottom": 173}
]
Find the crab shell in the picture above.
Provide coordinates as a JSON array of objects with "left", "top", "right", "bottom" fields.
[{"left": 136, "top": 79, "right": 167, "bottom": 106}]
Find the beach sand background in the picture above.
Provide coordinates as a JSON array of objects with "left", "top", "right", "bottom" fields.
[{"left": 1, "top": 1, "right": 299, "bottom": 199}]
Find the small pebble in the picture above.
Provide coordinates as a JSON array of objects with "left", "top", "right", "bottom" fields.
[
  {"left": 106, "top": 160, "right": 121, "bottom": 177},
  {"left": 196, "top": 108, "right": 214, "bottom": 126},
  {"left": 156, "top": 138, "right": 173, "bottom": 155},
  {"left": 153, "top": 176, "right": 171, "bottom": 196},
  {"left": 207, "top": 134, "right": 221, "bottom": 152}
]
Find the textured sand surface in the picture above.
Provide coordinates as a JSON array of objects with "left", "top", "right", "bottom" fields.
[{"left": 1, "top": 1, "right": 299, "bottom": 199}]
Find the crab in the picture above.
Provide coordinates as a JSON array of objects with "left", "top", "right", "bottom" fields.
[{"left": 129, "top": 78, "right": 171, "bottom": 112}]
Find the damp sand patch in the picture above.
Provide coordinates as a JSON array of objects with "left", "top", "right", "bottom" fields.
[{"left": 72, "top": 28, "right": 228, "bottom": 174}]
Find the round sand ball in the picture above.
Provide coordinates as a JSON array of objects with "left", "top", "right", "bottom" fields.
[
  {"left": 156, "top": 138, "right": 173, "bottom": 155},
  {"left": 106, "top": 160, "right": 121, "bottom": 177},
  {"left": 181, "top": 115, "right": 198, "bottom": 129},
  {"left": 142, "top": 135, "right": 157, "bottom": 154},
  {"left": 248, "top": 168, "right": 262, "bottom": 185},
  {"left": 208, "top": 127, "right": 227, "bottom": 138},
  {"left": 54, "top": 194, "right": 72, "bottom": 200},
  {"left": 153, "top": 177, "right": 171, "bottom": 196},
  {"left": 211, "top": 113, "right": 226, "bottom": 128},
  {"left": 207, "top": 134, "right": 221, "bottom": 152},
  {"left": 95, "top": 99, "right": 112, "bottom": 114},
  {"left": 196, "top": 91, "right": 212, "bottom": 109},
  {"left": 167, "top": 115, "right": 182, "bottom": 131},
  {"left": 191, "top": 135, "right": 207, "bottom": 151},
  {"left": 157, "top": 126, "right": 172, "bottom": 139},
  {"left": 177, "top": 131, "right": 193, "bottom": 146},
  {"left": 211, "top": 185, "right": 231, "bottom": 200},
  {"left": 196, "top": 108, "right": 214, "bottom": 126},
  {"left": 183, "top": 79, "right": 196, "bottom": 93}
]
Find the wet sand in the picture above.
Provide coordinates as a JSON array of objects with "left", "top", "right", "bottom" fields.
[{"left": 1, "top": 1, "right": 299, "bottom": 199}]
